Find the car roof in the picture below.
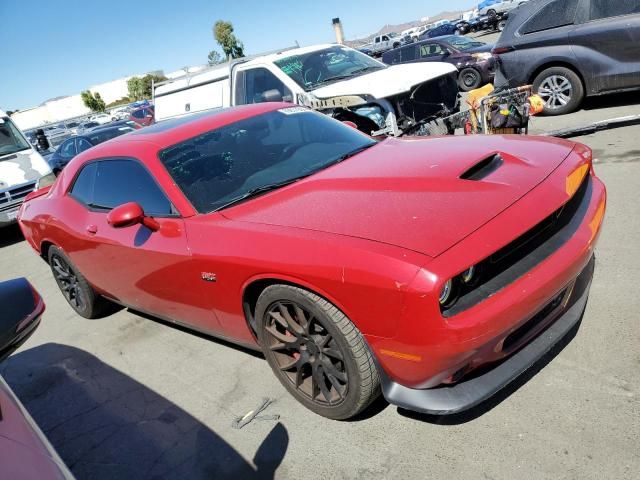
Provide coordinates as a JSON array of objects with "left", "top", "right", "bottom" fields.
[{"left": 86, "top": 102, "right": 287, "bottom": 153}]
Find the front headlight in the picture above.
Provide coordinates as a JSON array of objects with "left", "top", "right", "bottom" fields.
[
  {"left": 461, "top": 265, "right": 477, "bottom": 284},
  {"left": 439, "top": 279, "right": 454, "bottom": 306},
  {"left": 472, "top": 52, "right": 492, "bottom": 61},
  {"left": 36, "top": 172, "right": 57, "bottom": 189}
]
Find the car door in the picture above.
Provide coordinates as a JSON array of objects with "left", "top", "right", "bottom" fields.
[
  {"left": 233, "top": 67, "right": 293, "bottom": 104},
  {"left": 64, "top": 158, "right": 221, "bottom": 331},
  {"left": 569, "top": 0, "right": 640, "bottom": 93}
]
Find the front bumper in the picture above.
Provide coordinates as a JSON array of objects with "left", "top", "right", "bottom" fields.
[{"left": 380, "top": 256, "right": 594, "bottom": 415}]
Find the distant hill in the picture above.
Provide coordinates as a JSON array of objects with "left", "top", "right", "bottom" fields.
[{"left": 345, "top": 10, "right": 466, "bottom": 47}]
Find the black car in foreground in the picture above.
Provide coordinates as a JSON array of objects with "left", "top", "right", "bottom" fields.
[
  {"left": 47, "top": 125, "right": 135, "bottom": 173},
  {"left": 382, "top": 35, "right": 496, "bottom": 91},
  {"left": 494, "top": 0, "right": 640, "bottom": 115}
]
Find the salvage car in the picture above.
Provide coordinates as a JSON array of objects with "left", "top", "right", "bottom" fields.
[
  {"left": 152, "top": 43, "right": 460, "bottom": 137},
  {"left": 382, "top": 36, "right": 495, "bottom": 91},
  {"left": 18, "top": 103, "right": 606, "bottom": 420},
  {"left": 493, "top": 0, "right": 640, "bottom": 115},
  {"left": 47, "top": 125, "right": 136, "bottom": 174},
  {"left": 0, "top": 278, "right": 73, "bottom": 479}
]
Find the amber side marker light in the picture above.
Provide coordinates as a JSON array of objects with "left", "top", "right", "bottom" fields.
[
  {"left": 589, "top": 199, "right": 606, "bottom": 242},
  {"left": 566, "top": 164, "right": 590, "bottom": 197},
  {"left": 379, "top": 349, "right": 422, "bottom": 362}
]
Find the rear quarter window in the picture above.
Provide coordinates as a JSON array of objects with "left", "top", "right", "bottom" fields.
[
  {"left": 70, "top": 163, "right": 97, "bottom": 205},
  {"left": 520, "top": 0, "right": 580, "bottom": 34}
]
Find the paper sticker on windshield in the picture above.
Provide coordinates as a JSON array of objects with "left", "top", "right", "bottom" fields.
[{"left": 279, "top": 107, "right": 309, "bottom": 115}]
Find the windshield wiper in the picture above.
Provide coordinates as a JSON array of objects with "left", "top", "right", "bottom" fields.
[
  {"left": 328, "top": 143, "right": 376, "bottom": 164},
  {"left": 213, "top": 143, "right": 376, "bottom": 212},
  {"left": 213, "top": 176, "right": 310, "bottom": 212}
]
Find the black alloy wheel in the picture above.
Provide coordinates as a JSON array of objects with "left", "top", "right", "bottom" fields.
[
  {"left": 48, "top": 245, "right": 112, "bottom": 318},
  {"left": 51, "top": 253, "right": 87, "bottom": 312}
]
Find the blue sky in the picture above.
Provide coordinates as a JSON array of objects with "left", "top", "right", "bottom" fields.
[{"left": 0, "top": 0, "right": 475, "bottom": 110}]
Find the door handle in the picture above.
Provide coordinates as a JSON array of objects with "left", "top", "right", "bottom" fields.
[{"left": 86, "top": 225, "right": 98, "bottom": 235}]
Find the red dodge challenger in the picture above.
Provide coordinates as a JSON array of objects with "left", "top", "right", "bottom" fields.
[{"left": 18, "top": 103, "right": 606, "bottom": 420}]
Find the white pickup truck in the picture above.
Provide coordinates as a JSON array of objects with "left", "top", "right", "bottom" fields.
[
  {"left": 153, "top": 44, "right": 459, "bottom": 137},
  {"left": 365, "top": 34, "right": 402, "bottom": 55},
  {"left": 0, "top": 110, "right": 55, "bottom": 227}
]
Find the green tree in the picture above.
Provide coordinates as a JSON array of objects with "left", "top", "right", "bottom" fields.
[
  {"left": 207, "top": 50, "right": 224, "bottom": 66},
  {"left": 128, "top": 74, "right": 167, "bottom": 101},
  {"left": 213, "top": 20, "right": 244, "bottom": 60},
  {"left": 81, "top": 90, "right": 106, "bottom": 112}
]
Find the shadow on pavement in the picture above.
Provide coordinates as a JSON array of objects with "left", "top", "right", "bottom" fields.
[
  {"left": 396, "top": 317, "right": 584, "bottom": 426},
  {"left": 581, "top": 91, "right": 640, "bottom": 111},
  {"left": 1, "top": 343, "right": 288, "bottom": 480},
  {"left": 0, "top": 224, "right": 24, "bottom": 249}
]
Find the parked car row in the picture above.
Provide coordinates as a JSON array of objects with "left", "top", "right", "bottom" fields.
[{"left": 382, "top": 35, "right": 496, "bottom": 91}]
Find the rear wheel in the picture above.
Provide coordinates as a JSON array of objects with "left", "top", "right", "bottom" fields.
[
  {"left": 533, "top": 66, "right": 584, "bottom": 115},
  {"left": 256, "top": 285, "right": 380, "bottom": 420},
  {"left": 458, "top": 68, "right": 483, "bottom": 91},
  {"left": 48, "top": 246, "right": 112, "bottom": 318}
]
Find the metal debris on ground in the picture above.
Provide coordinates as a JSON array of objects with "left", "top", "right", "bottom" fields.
[{"left": 232, "top": 397, "right": 280, "bottom": 429}]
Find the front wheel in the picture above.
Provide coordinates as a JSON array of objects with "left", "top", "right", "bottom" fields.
[
  {"left": 256, "top": 285, "right": 380, "bottom": 420},
  {"left": 487, "top": 9, "right": 497, "bottom": 19},
  {"left": 458, "top": 68, "right": 483, "bottom": 91},
  {"left": 533, "top": 66, "right": 584, "bottom": 115}
]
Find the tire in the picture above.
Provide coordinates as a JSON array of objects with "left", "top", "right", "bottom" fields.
[
  {"left": 533, "top": 66, "right": 584, "bottom": 116},
  {"left": 487, "top": 9, "right": 497, "bottom": 19},
  {"left": 48, "top": 245, "right": 112, "bottom": 319},
  {"left": 497, "top": 20, "right": 507, "bottom": 32},
  {"left": 458, "top": 68, "right": 483, "bottom": 91},
  {"left": 256, "top": 285, "right": 380, "bottom": 420}
]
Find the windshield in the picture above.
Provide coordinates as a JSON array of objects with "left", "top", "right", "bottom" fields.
[
  {"left": 274, "top": 46, "right": 386, "bottom": 91},
  {"left": 0, "top": 117, "right": 31, "bottom": 156},
  {"left": 159, "top": 108, "right": 376, "bottom": 213},
  {"left": 446, "top": 36, "right": 486, "bottom": 51}
]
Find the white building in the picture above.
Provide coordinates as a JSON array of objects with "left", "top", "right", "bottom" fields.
[{"left": 11, "top": 72, "right": 154, "bottom": 130}]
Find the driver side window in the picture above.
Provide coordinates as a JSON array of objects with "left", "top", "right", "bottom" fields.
[
  {"left": 419, "top": 43, "right": 444, "bottom": 57},
  {"left": 59, "top": 139, "right": 77, "bottom": 158},
  {"left": 235, "top": 68, "right": 292, "bottom": 105}
]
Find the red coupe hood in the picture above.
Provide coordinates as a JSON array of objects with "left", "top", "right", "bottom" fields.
[{"left": 223, "top": 135, "right": 576, "bottom": 257}]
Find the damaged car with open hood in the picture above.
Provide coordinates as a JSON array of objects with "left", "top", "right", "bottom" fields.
[{"left": 153, "top": 44, "right": 460, "bottom": 136}]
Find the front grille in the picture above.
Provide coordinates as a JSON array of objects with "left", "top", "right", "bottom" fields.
[
  {"left": 0, "top": 182, "right": 37, "bottom": 207},
  {"left": 443, "top": 174, "right": 592, "bottom": 317},
  {"left": 502, "top": 289, "right": 566, "bottom": 352}
]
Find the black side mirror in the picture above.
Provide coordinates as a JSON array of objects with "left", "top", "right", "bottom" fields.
[{"left": 0, "top": 278, "right": 44, "bottom": 363}]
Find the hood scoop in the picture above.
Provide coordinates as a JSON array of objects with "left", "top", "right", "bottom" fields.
[{"left": 460, "top": 153, "right": 504, "bottom": 181}]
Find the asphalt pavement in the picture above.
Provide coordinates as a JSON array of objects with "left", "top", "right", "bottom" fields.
[{"left": 0, "top": 105, "right": 638, "bottom": 479}]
